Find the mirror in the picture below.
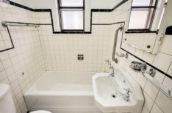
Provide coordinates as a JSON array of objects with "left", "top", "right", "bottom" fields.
[
  {"left": 120, "top": 0, "right": 172, "bottom": 77},
  {"left": 121, "top": 0, "right": 167, "bottom": 53}
]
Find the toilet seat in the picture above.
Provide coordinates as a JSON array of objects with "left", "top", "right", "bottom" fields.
[{"left": 30, "top": 110, "right": 52, "bottom": 113}]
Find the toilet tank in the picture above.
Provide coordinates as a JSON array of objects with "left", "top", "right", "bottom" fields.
[{"left": 0, "top": 84, "right": 16, "bottom": 113}]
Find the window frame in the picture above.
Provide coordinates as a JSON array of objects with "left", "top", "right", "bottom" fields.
[
  {"left": 57, "top": 0, "right": 85, "bottom": 32},
  {"left": 127, "top": 0, "right": 158, "bottom": 33}
]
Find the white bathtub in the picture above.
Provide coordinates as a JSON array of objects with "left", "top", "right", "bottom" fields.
[{"left": 24, "top": 71, "right": 102, "bottom": 113}]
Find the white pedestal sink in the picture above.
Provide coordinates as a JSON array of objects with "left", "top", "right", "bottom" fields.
[{"left": 92, "top": 67, "right": 144, "bottom": 113}]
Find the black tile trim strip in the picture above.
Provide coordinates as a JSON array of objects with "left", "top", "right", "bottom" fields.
[
  {"left": 7, "top": 0, "right": 158, "bottom": 34},
  {"left": 0, "top": 26, "right": 14, "bottom": 52},
  {"left": 126, "top": 29, "right": 158, "bottom": 34},
  {"left": 92, "top": 22, "right": 125, "bottom": 25},
  {"left": 7, "top": 0, "right": 34, "bottom": 11},
  {"left": 91, "top": 0, "right": 128, "bottom": 12},
  {"left": 0, "top": 21, "right": 52, "bottom": 53},
  {"left": 119, "top": 20, "right": 172, "bottom": 79},
  {"left": 121, "top": 48, "right": 172, "bottom": 79},
  {"left": 6, "top": 0, "right": 128, "bottom": 34},
  {"left": 4, "top": 0, "right": 171, "bottom": 80},
  {"left": 3, "top": 21, "right": 51, "bottom": 25},
  {"left": 131, "top": 6, "right": 156, "bottom": 8}
]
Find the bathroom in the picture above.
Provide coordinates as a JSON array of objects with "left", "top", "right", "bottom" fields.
[{"left": 0, "top": 0, "right": 172, "bottom": 113}]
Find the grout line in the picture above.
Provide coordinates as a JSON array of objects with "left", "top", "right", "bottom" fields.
[
  {"left": 150, "top": 89, "right": 165, "bottom": 113},
  {"left": 149, "top": 86, "right": 160, "bottom": 113},
  {"left": 160, "top": 51, "right": 172, "bottom": 57},
  {"left": 167, "top": 61, "right": 172, "bottom": 74},
  {"left": 35, "top": 27, "right": 47, "bottom": 71}
]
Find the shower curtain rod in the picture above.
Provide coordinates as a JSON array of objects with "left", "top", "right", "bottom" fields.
[{"left": 1, "top": 21, "right": 40, "bottom": 27}]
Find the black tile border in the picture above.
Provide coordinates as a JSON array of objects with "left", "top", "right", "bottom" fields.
[
  {"left": 3, "top": 21, "right": 52, "bottom": 25},
  {"left": 2, "top": 0, "right": 172, "bottom": 80},
  {"left": 121, "top": 48, "right": 172, "bottom": 79},
  {"left": 120, "top": 39, "right": 172, "bottom": 80},
  {"left": 0, "top": 26, "right": 14, "bottom": 52},
  {"left": 0, "top": 21, "right": 51, "bottom": 53},
  {"left": 125, "top": 29, "right": 158, "bottom": 34},
  {"left": 6, "top": 0, "right": 128, "bottom": 34},
  {"left": 91, "top": 0, "right": 128, "bottom": 12}
]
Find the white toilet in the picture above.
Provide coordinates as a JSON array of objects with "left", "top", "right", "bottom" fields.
[{"left": 0, "top": 84, "right": 52, "bottom": 113}]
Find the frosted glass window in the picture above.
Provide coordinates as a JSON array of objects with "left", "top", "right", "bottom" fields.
[
  {"left": 61, "top": 10, "right": 83, "bottom": 30},
  {"left": 60, "top": 0, "right": 83, "bottom": 7},
  {"left": 128, "top": 0, "right": 156, "bottom": 30},
  {"left": 129, "top": 9, "right": 152, "bottom": 29},
  {"left": 58, "top": 0, "right": 84, "bottom": 31}
]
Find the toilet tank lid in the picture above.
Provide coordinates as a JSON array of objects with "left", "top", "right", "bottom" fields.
[{"left": 0, "top": 84, "right": 10, "bottom": 100}]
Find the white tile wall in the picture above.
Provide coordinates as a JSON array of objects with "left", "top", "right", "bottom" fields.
[
  {"left": 38, "top": 25, "right": 122, "bottom": 72},
  {"left": 144, "top": 81, "right": 159, "bottom": 101},
  {"left": 83, "top": 3, "right": 172, "bottom": 113},
  {"left": 162, "top": 77, "right": 172, "bottom": 90},
  {"left": 118, "top": 1, "right": 172, "bottom": 112},
  {"left": 142, "top": 52, "right": 155, "bottom": 64},
  {"left": 155, "top": 91, "right": 172, "bottom": 113},
  {"left": 120, "top": 29, "right": 172, "bottom": 113},
  {"left": 92, "top": 0, "right": 131, "bottom": 24},
  {"left": 167, "top": 63, "right": 172, "bottom": 75},
  {"left": 120, "top": 20, "right": 172, "bottom": 113},
  {"left": 141, "top": 92, "right": 154, "bottom": 113},
  {"left": 0, "top": 2, "right": 45, "bottom": 113},
  {"left": 159, "top": 35, "right": 172, "bottom": 55},
  {"left": 0, "top": 1, "right": 172, "bottom": 113},
  {"left": 153, "top": 52, "right": 172, "bottom": 72},
  {"left": 150, "top": 104, "right": 163, "bottom": 113},
  {"left": 119, "top": 54, "right": 172, "bottom": 113}
]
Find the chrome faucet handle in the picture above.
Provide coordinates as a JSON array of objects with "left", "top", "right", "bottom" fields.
[
  {"left": 109, "top": 66, "right": 115, "bottom": 77},
  {"left": 105, "top": 59, "right": 110, "bottom": 64},
  {"left": 140, "top": 63, "right": 147, "bottom": 73},
  {"left": 130, "top": 61, "right": 147, "bottom": 72},
  {"left": 105, "top": 60, "right": 115, "bottom": 77},
  {"left": 118, "top": 89, "right": 130, "bottom": 102},
  {"left": 145, "top": 68, "right": 156, "bottom": 77},
  {"left": 110, "top": 66, "right": 114, "bottom": 72},
  {"left": 105, "top": 59, "right": 112, "bottom": 66},
  {"left": 124, "top": 88, "right": 132, "bottom": 95},
  {"left": 116, "top": 52, "right": 128, "bottom": 58}
]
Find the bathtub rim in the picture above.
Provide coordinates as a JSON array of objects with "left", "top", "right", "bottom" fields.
[{"left": 25, "top": 71, "right": 95, "bottom": 96}]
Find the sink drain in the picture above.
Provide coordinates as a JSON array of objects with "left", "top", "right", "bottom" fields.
[{"left": 112, "top": 94, "right": 116, "bottom": 98}]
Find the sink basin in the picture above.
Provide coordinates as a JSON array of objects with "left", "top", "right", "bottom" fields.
[{"left": 92, "top": 67, "right": 144, "bottom": 113}]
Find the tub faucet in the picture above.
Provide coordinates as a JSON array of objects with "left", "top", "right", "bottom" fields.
[{"left": 105, "top": 60, "right": 115, "bottom": 77}]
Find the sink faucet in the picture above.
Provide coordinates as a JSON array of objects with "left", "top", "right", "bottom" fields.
[
  {"left": 119, "top": 88, "right": 131, "bottom": 102},
  {"left": 105, "top": 60, "right": 115, "bottom": 77},
  {"left": 124, "top": 88, "right": 131, "bottom": 102},
  {"left": 130, "top": 61, "right": 147, "bottom": 72},
  {"left": 109, "top": 66, "right": 115, "bottom": 77}
]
